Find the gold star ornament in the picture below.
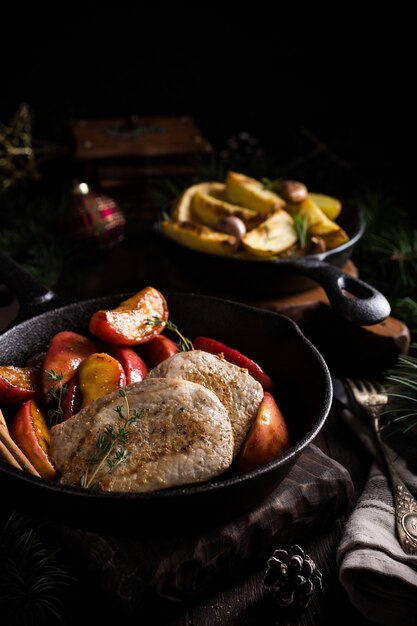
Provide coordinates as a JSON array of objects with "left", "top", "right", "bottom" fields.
[
  {"left": 0, "top": 103, "right": 66, "bottom": 191},
  {"left": 0, "top": 103, "right": 39, "bottom": 190}
]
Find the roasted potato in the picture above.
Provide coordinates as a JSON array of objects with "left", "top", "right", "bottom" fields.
[
  {"left": 161, "top": 219, "right": 239, "bottom": 256},
  {"left": 308, "top": 192, "right": 342, "bottom": 220},
  {"left": 192, "top": 190, "right": 262, "bottom": 230},
  {"left": 241, "top": 210, "right": 297, "bottom": 257},
  {"left": 172, "top": 182, "right": 225, "bottom": 221},
  {"left": 225, "top": 171, "right": 285, "bottom": 214},
  {"left": 286, "top": 197, "right": 348, "bottom": 250}
]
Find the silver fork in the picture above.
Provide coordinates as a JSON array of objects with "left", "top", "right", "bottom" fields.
[{"left": 346, "top": 378, "right": 417, "bottom": 555}]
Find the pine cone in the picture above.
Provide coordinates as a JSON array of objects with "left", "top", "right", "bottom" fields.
[{"left": 264, "top": 544, "right": 322, "bottom": 608}]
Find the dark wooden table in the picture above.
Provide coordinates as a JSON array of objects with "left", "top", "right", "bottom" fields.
[{"left": 0, "top": 209, "right": 407, "bottom": 625}]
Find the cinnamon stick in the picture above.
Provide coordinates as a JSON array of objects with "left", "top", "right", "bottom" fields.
[
  {"left": 0, "top": 439, "right": 23, "bottom": 470},
  {"left": 0, "top": 409, "right": 40, "bottom": 476}
]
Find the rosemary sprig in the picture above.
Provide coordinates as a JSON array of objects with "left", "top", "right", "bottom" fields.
[
  {"left": 146, "top": 317, "right": 193, "bottom": 351},
  {"left": 293, "top": 213, "right": 310, "bottom": 249},
  {"left": 81, "top": 389, "right": 141, "bottom": 490},
  {"left": 44, "top": 369, "right": 67, "bottom": 426}
]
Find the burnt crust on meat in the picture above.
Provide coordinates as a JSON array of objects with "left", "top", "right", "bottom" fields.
[
  {"left": 147, "top": 350, "right": 263, "bottom": 456},
  {"left": 49, "top": 377, "right": 234, "bottom": 492}
]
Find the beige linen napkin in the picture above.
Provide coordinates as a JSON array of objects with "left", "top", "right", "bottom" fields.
[{"left": 337, "top": 407, "right": 417, "bottom": 626}]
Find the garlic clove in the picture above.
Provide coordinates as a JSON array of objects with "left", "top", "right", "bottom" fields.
[{"left": 217, "top": 216, "right": 247, "bottom": 239}]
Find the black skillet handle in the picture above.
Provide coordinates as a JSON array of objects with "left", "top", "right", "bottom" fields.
[
  {"left": 0, "top": 248, "right": 61, "bottom": 325},
  {"left": 291, "top": 257, "right": 391, "bottom": 325}
]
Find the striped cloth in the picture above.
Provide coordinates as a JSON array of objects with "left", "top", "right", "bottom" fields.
[{"left": 337, "top": 408, "right": 417, "bottom": 626}]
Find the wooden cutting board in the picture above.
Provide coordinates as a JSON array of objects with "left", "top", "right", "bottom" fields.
[
  {"left": 240, "top": 261, "right": 410, "bottom": 377},
  {"left": 160, "top": 259, "right": 410, "bottom": 378}
]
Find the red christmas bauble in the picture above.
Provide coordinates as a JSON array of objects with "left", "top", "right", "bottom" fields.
[{"left": 66, "top": 182, "right": 126, "bottom": 251}]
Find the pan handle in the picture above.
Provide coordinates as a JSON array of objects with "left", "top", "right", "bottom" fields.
[
  {"left": 0, "top": 248, "right": 61, "bottom": 324},
  {"left": 291, "top": 258, "right": 391, "bottom": 325}
]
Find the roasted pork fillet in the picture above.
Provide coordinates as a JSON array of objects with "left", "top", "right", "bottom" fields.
[
  {"left": 49, "top": 377, "right": 233, "bottom": 492},
  {"left": 147, "top": 350, "right": 263, "bottom": 456}
]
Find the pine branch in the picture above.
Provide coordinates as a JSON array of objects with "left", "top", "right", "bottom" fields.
[{"left": 0, "top": 511, "right": 74, "bottom": 626}]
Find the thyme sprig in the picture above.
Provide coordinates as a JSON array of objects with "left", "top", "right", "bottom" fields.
[
  {"left": 81, "top": 389, "right": 141, "bottom": 490},
  {"left": 146, "top": 317, "right": 193, "bottom": 352},
  {"left": 44, "top": 369, "right": 67, "bottom": 426}
]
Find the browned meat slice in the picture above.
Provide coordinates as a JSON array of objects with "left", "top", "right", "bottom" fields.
[
  {"left": 49, "top": 378, "right": 233, "bottom": 492},
  {"left": 147, "top": 350, "right": 263, "bottom": 456}
]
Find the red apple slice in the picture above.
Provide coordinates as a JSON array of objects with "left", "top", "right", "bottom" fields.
[
  {"left": 43, "top": 331, "right": 97, "bottom": 398},
  {"left": 89, "top": 286, "right": 168, "bottom": 345},
  {"left": 235, "top": 392, "right": 291, "bottom": 473},
  {"left": 193, "top": 336, "right": 274, "bottom": 392},
  {"left": 105, "top": 346, "right": 149, "bottom": 384},
  {"left": 78, "top": 353, "right": 126, "bottom": 408},
  {"left": 0, "top": 365, "right": 42, "bottom": 407},
  {"left": 9, "top": 399, "right": 57, "bottom": 479},
  {"left": 61, "top": 374, "right": 81, "bottom": 421},
  {"left": 140, "top": 335, "right": 179, "bottom": 369}
]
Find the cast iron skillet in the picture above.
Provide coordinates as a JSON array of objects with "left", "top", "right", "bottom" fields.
[
  {"left": 155, "top": 202, "right": 391, "bottom": 326},
  {"left": 0, "top": 250, "right": 332, "bottom": 535}
]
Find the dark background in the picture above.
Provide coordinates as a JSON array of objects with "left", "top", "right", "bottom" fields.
[{"left": 1, "top": 5, "right": 414, "bottom": 202}]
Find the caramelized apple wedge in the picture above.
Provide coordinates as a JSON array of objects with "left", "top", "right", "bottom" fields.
[
  {"left": 140, "top": 335, "right": 179, "bottom": 368},
  {"left": 89, "top": 286, "right": 168, "bottom": 345},
  {"left": 0, "top": 365, "right": 42, "bottom": 407},
  {"left": 43, "top": 331, "right": 97, "bottom": 398},
  {"left": 105, "top": 346, "right": 149, "bottom": 384},
  {"left": 61, "top": 374, "right": 81, "bottom": 421},
  {"left": 78, "top": 353, "right": 126, "bottom": 408},
  {"left": 235, "top": 392, "right": 291, "bottom": 473},
  {"left": 9, "top": 399, "right": 57, "bottom": 479}
]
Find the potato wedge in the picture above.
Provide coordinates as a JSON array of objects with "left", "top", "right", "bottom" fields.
[
  {"left": 172, "top": 182, "right": 225, "bottom": 221},
  {"left": 161, "top": 219, "right": 238, "bottom": 256},
  {"left": 241, "top": 210, "right": 297, "bottom": 257},
  {"left": 225, "top": 171, "right": 285, "bottom": 214},
  {"left": 192, "top": 190, "right": 262, "bottom": 230},
  {"left": 286, "top": 197, "right": 348, "bottom": 250},
  {"left": 308, "top": 192, "right": 342, "bottom": 220}
]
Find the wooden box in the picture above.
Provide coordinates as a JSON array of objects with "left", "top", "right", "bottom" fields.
[{"left": 70, "top": 115, "right": 213, "bottom": 190}]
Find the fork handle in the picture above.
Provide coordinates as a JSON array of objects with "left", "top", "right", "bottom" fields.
[
  {"left": 372, "top": 424, "right": 417, "bottom": 554},
  {"left": 392, "top": 481, "right": 417, "bottom": 555}
]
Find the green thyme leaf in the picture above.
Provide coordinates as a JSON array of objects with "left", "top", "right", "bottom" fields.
[
  {"left": 81, "top": 393, "right": 142, "bottom": 489},
  {"left": 146, "top": 317, "right": 193, "bottom": 351}
]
